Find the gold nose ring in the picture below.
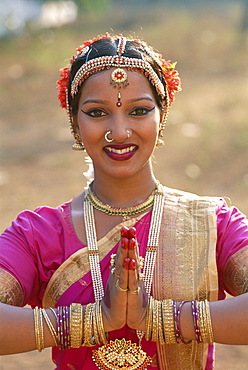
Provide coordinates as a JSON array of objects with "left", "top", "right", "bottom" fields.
[{"left": 105, "top": 130, "right": 113, "bottom": 143}]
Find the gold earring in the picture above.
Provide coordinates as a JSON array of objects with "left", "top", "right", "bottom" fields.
[
  {"left": 72, "top": 134, "right": 85, "bottom": 151},
  {"left": 156, "top": 138, "right": 164, "bottom": 147},
  {"left": 156, "top": 129, "right": 165, "bottom": 147}
]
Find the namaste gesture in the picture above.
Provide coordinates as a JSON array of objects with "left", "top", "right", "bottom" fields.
[{"left": 102, "top": 226, "right": 147, "bottom": 333}]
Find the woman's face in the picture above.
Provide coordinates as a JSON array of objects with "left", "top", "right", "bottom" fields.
[{"left": 73, "top": 68, "right": 162, "bottom": 181}]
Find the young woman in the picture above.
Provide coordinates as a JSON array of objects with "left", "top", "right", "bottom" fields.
[{"left": 0, "top": 33, "right": 247, "bottom": 370}]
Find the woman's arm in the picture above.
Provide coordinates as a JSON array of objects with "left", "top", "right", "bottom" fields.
[
  {"left": 180, "top": 293, "right": 248, "bottom": 345},
  {"left": 0, "top": 303, "right": 56, "bottom": 355}
]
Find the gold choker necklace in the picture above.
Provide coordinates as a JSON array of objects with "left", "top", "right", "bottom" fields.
[{"left": 86, "top": 183, "right": 157, "bottom": 220}]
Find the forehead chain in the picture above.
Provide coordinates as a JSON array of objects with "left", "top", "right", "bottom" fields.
[{"left": 117, "top": 36, "right": 127, "bottom": 55}]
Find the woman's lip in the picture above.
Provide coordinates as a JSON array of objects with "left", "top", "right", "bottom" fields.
[
  {"left": 103, "top": 144, "right": 137, "bottom": 161},
  {"left": 104, "top": 143, "right": 136, "bottom": 150}
]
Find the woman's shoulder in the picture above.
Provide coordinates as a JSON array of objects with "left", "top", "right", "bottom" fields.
[
  {"left": 161, "top": 185, "right": 221, "bottom": 204},
  {"left": 18, "top": 200, "right": 72, "bottom": 222},
  {"left": 1, "top": 200, "right": 73, "bottom": 240}
]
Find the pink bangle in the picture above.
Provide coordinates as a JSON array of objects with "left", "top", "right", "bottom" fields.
[
  {"left": 191, "top": 300, "right": 202, "bottom": 343},
  {"left": 172, "top": 300, "right": 179, "bottom": 342},
  {"left": 176, "top": 300, "right": 192, "bottom": 345},
  {"left": 57, "top": 306, "right": 70, "bottom": 350}
]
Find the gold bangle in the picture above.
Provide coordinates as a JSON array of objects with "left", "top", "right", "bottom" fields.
[
  {"left": 96, "top": 300, "right": 107, "bottom": 344},
  {"left": 198, "top": 300, "right": 207, "bottom": 343},
  {"left": 34, "top": 307, "right": 44, "bottom": 352},
  {"left": 205, "top": 300, "right": 214, "bottom": 344},
  {"left": 92, "top": 302, "right": 100, "bottom": 345},
  {"left": 158, "top": 300, "right": 166, "bottom": 345},
  {"left": 162, "top": 299, "right": 176, "bottom": 344},
  {"left": 70, "top": 303, "right": 83, "bottom": 348},
  {"left": 152, "top": 298, "right": 159, "bottom": 342},
  {"left": 83, "top": 303, "right": 95, "bottom": 347},
  {"left": 145, "top": 296, "right": 153, "bottom": 341},
  {"left": 41, "top": 309, "right": 58, "bottom": 346},
  {"left": 200, "top": 300, "right": 214, "bottom": 344}
]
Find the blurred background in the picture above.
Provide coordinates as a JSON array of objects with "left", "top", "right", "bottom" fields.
[{"left": 0, "top": 0, "right": 248, "bottom": 368}]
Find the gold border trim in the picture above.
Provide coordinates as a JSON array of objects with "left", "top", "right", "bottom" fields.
[
  {"left": 0, "top": 268, "right": 24, "bottom": 306},
  {"left": 223, "top": 246, "right": 248, "bottom": 296}
]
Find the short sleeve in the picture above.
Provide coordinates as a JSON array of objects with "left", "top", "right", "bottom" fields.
[
  {"left": 0, "top": 202, "right": 78, "bottom": 307},
  {"left": 216, "top": 199, "right": 248, "bottom": 296},
  {"left": 0, "top": 211, "right": 40, "bottom": 306}
]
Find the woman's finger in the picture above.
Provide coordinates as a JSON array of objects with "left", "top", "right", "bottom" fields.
[
  {"left": 128, "top": 227, "right": 136, "bottom": 239},
  {"left": 121, "top": 226, "right": 129, "bottom": 238},
  {"left": 116, "top": 257, "right": 129, "bottom": 292},
  {"left": 112, "top": 234, "right": 129, "bottom": 277},
  {"left": 127, "top": 259, "right": 140, "bottom": 293},
  {"left": 128, "top": 233, "right": 143, "bottom": 279}
]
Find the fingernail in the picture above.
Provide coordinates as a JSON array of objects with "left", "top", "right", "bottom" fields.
[
  {"left": 129, "top": 259, "right": 136, "bottom": 270},
  {"left": 121, "top": 238, "right": 128, "bottom": 249},
  {"left": 121, "top": 226, "right": 129, "bottom": 238},
  {"left": 123, "top": 258, "right": 130, "bottom": 270},
  {"left": 128, "top": 227, "right": 136, "bottom": 239},
  {"left": 129, "top": 238, "right": 136, "bottom": 250}
]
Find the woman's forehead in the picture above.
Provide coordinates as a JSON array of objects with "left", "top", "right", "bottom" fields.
[{"left": 80, "top": 68, "right": 156, "bottom": 95}]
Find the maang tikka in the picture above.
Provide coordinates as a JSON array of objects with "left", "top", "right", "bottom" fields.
[{"left": 110, "top": 37, "right": 129, "bottom": 107}]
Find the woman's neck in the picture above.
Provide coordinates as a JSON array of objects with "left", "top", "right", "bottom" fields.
[{"left": 91, "top": 172, "right": 157, "bottom": 208}]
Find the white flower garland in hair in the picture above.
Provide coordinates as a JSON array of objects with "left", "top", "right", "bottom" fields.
[{"left": 83, "top": 156, "right": 94, "bottom": 187}]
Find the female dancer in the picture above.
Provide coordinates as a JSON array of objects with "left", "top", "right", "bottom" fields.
[{"left": 0, "top": 33, "right": 247, "bottom": 369}]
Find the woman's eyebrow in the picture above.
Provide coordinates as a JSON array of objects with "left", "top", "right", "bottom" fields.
[
  {"left": 127, "top": 97, "right": 154, "bottom": 103},
  {"left": 81, "top": 99, "right": 108, "bottom": 106}
]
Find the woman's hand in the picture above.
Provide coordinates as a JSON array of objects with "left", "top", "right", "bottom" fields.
[
  {"left": 101, "top": 226, "right": 130, "bottom": 332},
  {"left": 126, "top": 227, "right": 148, "bottom": 331},
  {"left": 102, "top": 226, "right": 148, "bottom": 332}
]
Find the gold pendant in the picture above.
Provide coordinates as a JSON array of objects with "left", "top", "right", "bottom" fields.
[{"left": 92, "top": 338, "right": 152, "bottom": 370}]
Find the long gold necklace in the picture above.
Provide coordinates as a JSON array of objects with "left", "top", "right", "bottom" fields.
[
  {"left": 86, "top": 183, "right": 156, "bottom": 221},
  {"left": 83, "top": 183, "right": 165, "bottom": 370}
]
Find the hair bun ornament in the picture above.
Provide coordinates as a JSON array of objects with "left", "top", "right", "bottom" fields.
[
  {"left": 57, "top": 67, "right": 71, "bottom": 109},
  {"left": 160, "top": 60, "right": 181, "bottom": 105}
]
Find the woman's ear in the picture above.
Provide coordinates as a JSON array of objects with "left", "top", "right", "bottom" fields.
[
  {"left": 159, "top": 110, "right": 166, "bottom": 126},
  {"left": 71, "top": 116, "right": 85, "bottom": 150},
  {"left": 72, "top": 115, "right": 80, "bottom": 135}
]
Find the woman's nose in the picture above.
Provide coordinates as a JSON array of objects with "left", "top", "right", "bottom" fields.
[{"left": 108, "top": 117, "right": 131, "bottom": 142}]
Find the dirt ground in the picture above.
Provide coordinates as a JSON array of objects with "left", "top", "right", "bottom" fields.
[{"left": 1, "top": 344, "right": 248, "bottom": 369}]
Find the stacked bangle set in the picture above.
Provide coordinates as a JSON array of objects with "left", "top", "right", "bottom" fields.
[
  {"left": 34, "top": 301, "right": 107, "bottom": 352},
  {"left": 33, "top": 298, "right": 213, "bottom": 352},
  {"left": 145, "top": 297, "right": 214, "bottom": 345}
]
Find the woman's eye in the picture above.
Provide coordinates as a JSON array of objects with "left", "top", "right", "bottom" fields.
[
  {"left": 130, "top": 107, "right": 155, "bottom": 116},
  {"left": 81, "top": 109, "right": 107, "bottom": 117}
]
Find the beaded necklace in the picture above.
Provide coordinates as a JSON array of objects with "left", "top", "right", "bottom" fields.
[
  {"left": 83, "top": 183, "right": 165, "bottom": 370},
  {"left": 86, "top": 183, "right": 156, "bottom": 221}
]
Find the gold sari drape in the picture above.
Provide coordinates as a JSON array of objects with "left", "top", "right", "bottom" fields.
[{"left": 153, "top": 189, "right": 218, "bottom": 369}]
